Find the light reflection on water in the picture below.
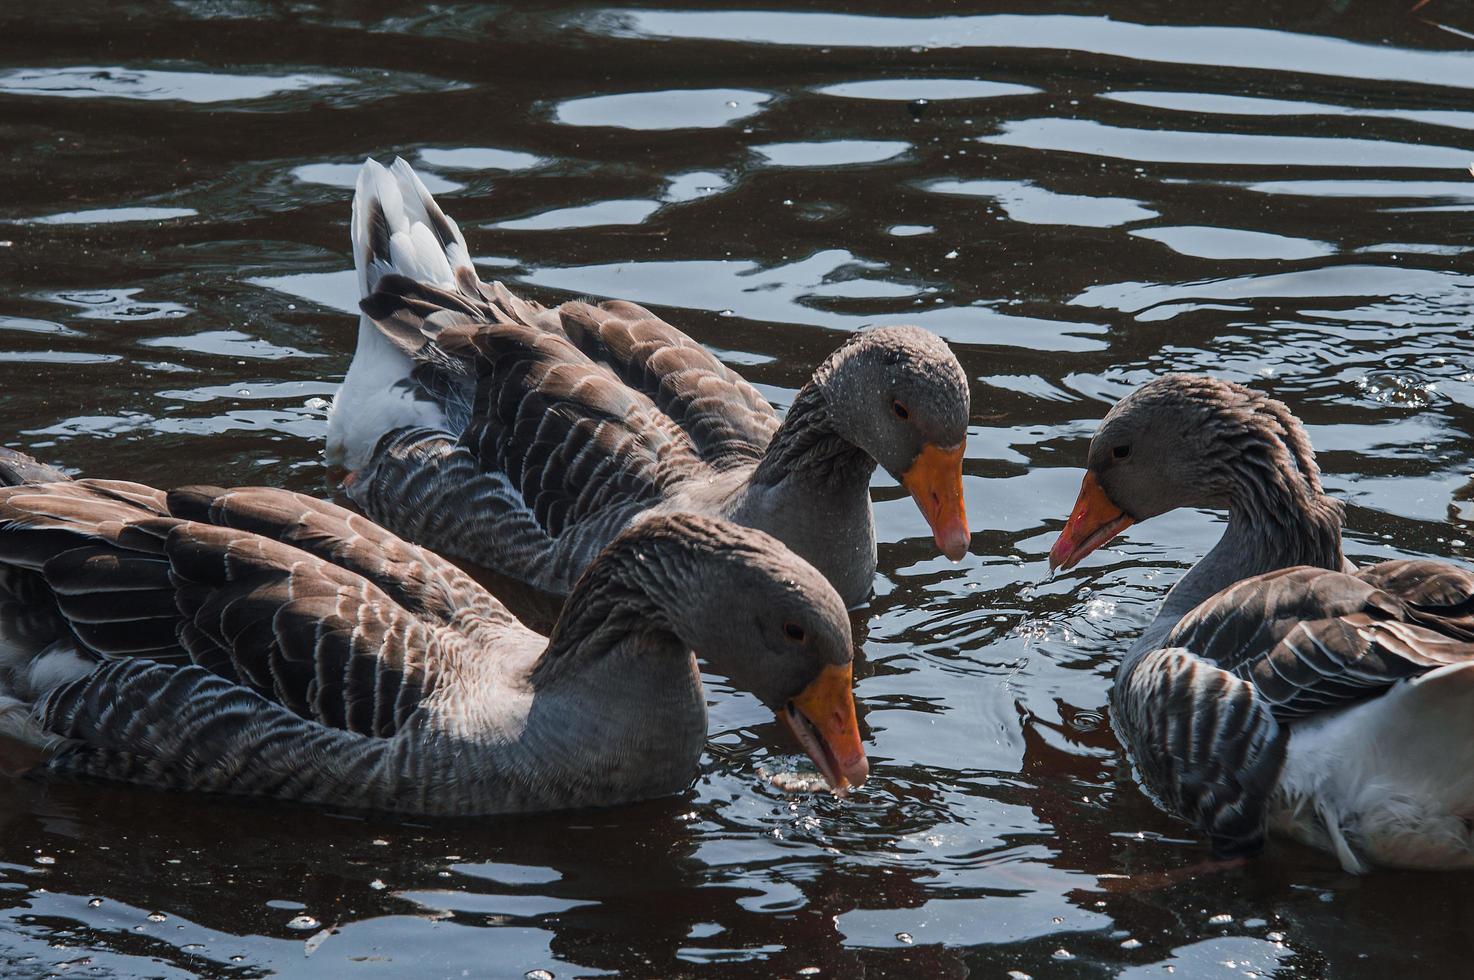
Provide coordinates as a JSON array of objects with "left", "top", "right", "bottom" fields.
[{"left": 3, "top": 1, "right": 1474, "bottom": 977}]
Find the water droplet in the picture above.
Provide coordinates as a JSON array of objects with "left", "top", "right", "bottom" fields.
[
  {"left": 944, "top": 250, "right": 958, "bottom": 259},
  {"left": 1052, "top": 948, "right": 1074, "bottom": 960},
  {"left": 369, "top": 879, "right": 386, "bottom": 890},
  {"left": 895, "top": 932, "right": 913, "bottom": 944},
  {"left": 1208, "top": 913, "right": 1232, "bottom": 925},
  {"left": 525, "top": 971, "right": 555, "bottom": 980},
  {"left": 1267, "top": 932, "right": 1285, "bottom": 942},
  {"left": 287, "top": 915, "right": 320, "bottom": 931},
  {"left": 34, "top": 856, "right": 54, "bottom": 866},
  {"left": 87, "top": 898, "right": 103, "bottom": 908},
  {"left": 147, "top": 913, "right": 167, "bottom": 923},
  {"left": 1121, "top": 938, "right": 1141, "bottom": 949}
]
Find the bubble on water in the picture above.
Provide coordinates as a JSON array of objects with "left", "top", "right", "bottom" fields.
[
  {"left": 87, "top": 898, "right": 103, "bottom": 908},
  {"left": 287, "top": 915, "right": 320, "bottom": 931},
  {"left": 1052, "top": 948, "right": 1074, "bottom": 960},
  {"left": 895, "top": 932, "right": 914, "bottom": 944},
  {"left": 1121, "top": 938, "right": 1142, "bottom": 949},
  {"left": 526, "top": 971, "right": 555, "bottom": 980},
  {"left": 1208, "top": 913, "right": 1232, "bottom": 924},
  {"left": 369, "top": 879, "right": 386, "bottom": 890},
  {"left": 798, "top": 970, "right": 821, "bottom": 977},
  {"left": 147, "top": 912, "right": 167, "bottom": 923},
  {"left": 1267, "top": 932, "right": 1285, "bottom": 942},
  {"left": 34, "top": 856, "right": 54, "bottom": 865},
  {"left": 944, "top": 249, "right": 958, "bottom": 259},
  {"left": 371, "top": 838, "right": 389, "bottom": 846}
]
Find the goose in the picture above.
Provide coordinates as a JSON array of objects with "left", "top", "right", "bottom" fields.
[
  {"left": 1048, "top": 374, "right": 1474, "bottom": 873},
  {"left": 324, "top": 158, "right": 970, "bottom": 610},
  {"left": 0, "top": 455, "right": 867, "bottom": 814}
]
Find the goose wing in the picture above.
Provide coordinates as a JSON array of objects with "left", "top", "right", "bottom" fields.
[
  {"left": 0, "top": 480, "right": 520, "bottom": 737},
  {"left": 1118, "top": 561, "right": 1474, "bottom": 855},
  {"left": 365, "top": 268, "right": 780, "bottom": 470},
  {"left": 550, "top": 298, "right": 781, "bottom": 470},
  {"left": 1165, "top": 563, "right": 1474, "bottom": 721},
  {"left": 355, "top": 274, "right": 712, "bottom": 592},
  {"left": 1113, "top": 647, "right": 1287, "bottom": 857}
]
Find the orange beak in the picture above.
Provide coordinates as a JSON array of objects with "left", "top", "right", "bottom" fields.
[
  {"left": 901, "top": 442, "right": 969, "bottom": 561},
  {"left": 1049, "top": 470, "right": 1134, "bottom": 571},
  {"left": 780, "top": 663, "right": 868, "bottom": 795}
]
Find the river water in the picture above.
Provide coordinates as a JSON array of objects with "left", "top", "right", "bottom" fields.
[{"left": 3, "top": 2, "right": 1474, "bottom": 977}]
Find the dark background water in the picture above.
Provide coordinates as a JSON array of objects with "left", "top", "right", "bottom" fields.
[{"left": 4, "top": 2, "right": 1474, "bottom": 977}]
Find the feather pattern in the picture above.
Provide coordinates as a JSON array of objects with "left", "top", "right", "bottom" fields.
[
  {"left": 1113, "top": 647, "right": 1287, "bottom": 856},
  {"left": 333, "top": 162, "right": 970, "bottom": 608},
  {"left": 1093, "top": 375, "right": 1474, "bottom": 871},
  {"left": 0, "top": 474, "right": 857, "bottom": 815}
]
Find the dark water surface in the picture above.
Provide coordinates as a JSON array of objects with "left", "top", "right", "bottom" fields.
[{"left": 4, "top": 2, "right": 1474, "bottom": 976}]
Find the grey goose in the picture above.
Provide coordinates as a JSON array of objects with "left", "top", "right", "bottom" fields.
[
  {"left": 1051, "top": 375, "right": 1474, "bottom": 873},
  {"left": 325, "top": 158, "right": 971, "bottom": 612}
]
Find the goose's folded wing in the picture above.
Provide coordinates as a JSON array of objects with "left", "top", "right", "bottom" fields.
[
  {"left": 363, "top": 271, "right": 778, "bottom": 471},
  {"left": 1166, "top": 565, "right": 1474, "bottom": 722},
  {"left": 1354, "top": 558, "right": 1474, "bottom": 627},
  {"left": 551, "top": 299, "right": 781, "bottom": 470},
  {"left": 163, "top": 484, "right": 513, "bottom": 630},
  {"left": 0, "top": 479, "right": 178, "bottom": 657},
  {"left": 0, "top": 480, "right": 515, "bottom": 737},
  {"left": 361, "top": 274, "right": 709, "bottom": 542},
  {"left": 1113, "top": 648, "right": 1287, "bottom": 857}
]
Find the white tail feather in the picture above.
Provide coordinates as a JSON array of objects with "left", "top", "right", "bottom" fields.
[{"left": 328, "top": 157, "right": 467, "bottom": 472}]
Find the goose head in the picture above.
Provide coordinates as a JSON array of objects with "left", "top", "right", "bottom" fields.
[
  {"left": 1049, "top": 374, "right": 1327, "bottom": 571},
  {"left": 560, "top": 514, "right": 869, "bottom": 794},
  {"left": 817, "top": 326, "right": 971, "bottom": 560}
]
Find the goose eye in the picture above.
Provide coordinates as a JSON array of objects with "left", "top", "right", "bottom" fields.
[
  {"left": 783, "top": 622, "right": 806, "bottom": 642},
  {"left": 892, "top": 400, "right": 910, "bottom": 421},
  {"left": 1113, "top": 445, "right": 1131, "bottom": 460}
]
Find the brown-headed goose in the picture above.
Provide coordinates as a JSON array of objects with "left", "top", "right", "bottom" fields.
[
  {"left": 325, "top": 158, "right": 970, "bottom": 610},
  {"left": 1049, "top": 374, "right": 1474, "bottom": 873},
  {"left": 0, "top": 459, "right": 867, "bottom": 813}
]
